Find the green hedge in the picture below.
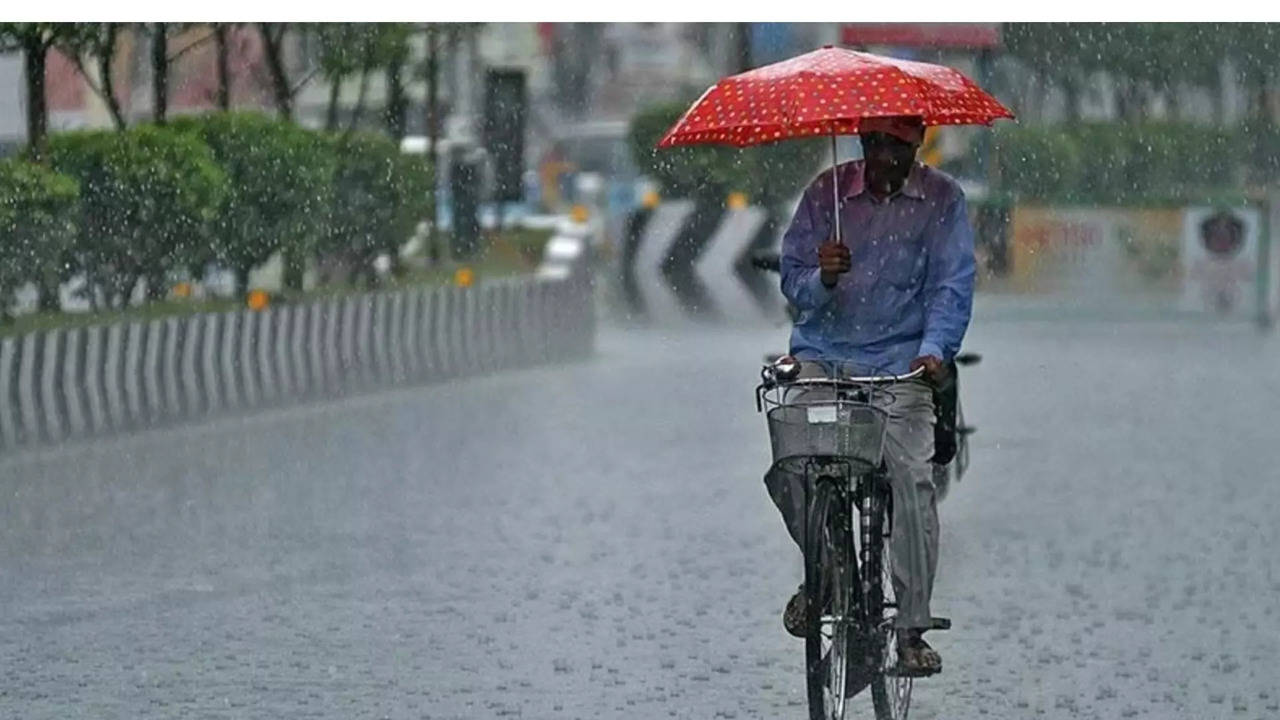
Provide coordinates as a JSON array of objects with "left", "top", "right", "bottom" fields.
[
  {"left": 0, "top": 114, "right": 435, "bottom": 320},
  {"left": 986, "top": 122, "right": 1257, "bottom": 206},
  {"left": 170, "top": 113, "right": 336, "bottom": 292},
  {"left": 0, "top": 159, "right": 79, "bottom": 317},
  {"left": 322, "top": 131, "right": 433, "bottom": 284},
  {"left": 49, "top": 126, "right": 229, "bottom": 309}
]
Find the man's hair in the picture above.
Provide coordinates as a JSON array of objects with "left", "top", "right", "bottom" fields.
[{"left": 858, "top": 115, "right": 925, "bottom": 144}]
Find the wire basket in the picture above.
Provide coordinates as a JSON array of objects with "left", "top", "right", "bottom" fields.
[
  {"left": 765, "top": 400, "right": 888, "bottom": 475},
  {"left": 758, "top": 361, "right": 895, "bottom": 475}
]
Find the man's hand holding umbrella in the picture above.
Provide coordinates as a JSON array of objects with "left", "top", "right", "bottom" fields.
[{"left": 818, "top": 239, "right": 851, "bottom": 288}]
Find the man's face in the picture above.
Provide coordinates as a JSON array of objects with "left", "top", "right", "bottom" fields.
[{"left": 860, "top": 131, "right": 919, "bottom": 196}]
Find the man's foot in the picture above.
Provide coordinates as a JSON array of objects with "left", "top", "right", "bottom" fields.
[
  {"left": 896, "top": 631, "right": 942, "bottom": 676},
  {"left": 783, "top": 586, "right": 807, "bottom": 637}
]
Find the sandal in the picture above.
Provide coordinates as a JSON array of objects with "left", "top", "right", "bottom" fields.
[
  {"left": 783, "top": 586, "right": 808, "bottom": 637},
  {"left": 896, "top": 634, "right": 942, "bottom": 676}
]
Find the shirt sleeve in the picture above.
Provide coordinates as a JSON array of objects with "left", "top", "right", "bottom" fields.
[
  {"left": 918, "top": 192, "right": 976, "bottom": 362},
  {"left": 779, "top": 185, "right": 836, "bottom": 313}
]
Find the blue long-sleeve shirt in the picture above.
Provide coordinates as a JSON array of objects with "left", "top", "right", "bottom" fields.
[{"left": 780, "top": 160, "right": 975, "bottom": 374}]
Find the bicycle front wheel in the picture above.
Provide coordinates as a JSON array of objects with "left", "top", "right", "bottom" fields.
[
  {"left": 804, "top": 478, "right": 856, "bottom": 720},
  {"left": 865, "top": 480, "right": 913, "bottom": 720}
]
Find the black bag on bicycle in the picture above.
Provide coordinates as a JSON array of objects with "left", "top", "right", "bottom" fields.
[{"left": 930, "top": 362, "right": 959, "bottom": 466}]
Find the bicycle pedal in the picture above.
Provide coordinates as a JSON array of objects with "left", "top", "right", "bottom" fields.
[{"left": 929, "top": 617, "right": 951, "bottom": 631}]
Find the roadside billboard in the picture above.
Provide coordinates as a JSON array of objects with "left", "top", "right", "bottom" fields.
[
  {"left": 1008, "top": 207, "right": 1184, "bottom": 299},
  {"left": 1180, "top": 207, "right": 1262, "bottom": 319},
  {"left": 1003, "top": 205, "right": 1269, "bottom": 319}
]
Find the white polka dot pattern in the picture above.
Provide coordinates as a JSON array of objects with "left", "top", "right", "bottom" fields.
[{"left": 657, "top": 46, "right": 1015, "bottom": 148}]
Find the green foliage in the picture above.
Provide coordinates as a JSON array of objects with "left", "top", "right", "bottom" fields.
[
  {"left": 0, "top": 22, "right": 96, "bottom": 52},
  {"left": 1, "top": 110, "right": 439, "bottom": 312},
  {"left": 170, "top": 112, "right": 335, "bottom": 289},
  {"left": 48, "top": 126, "right": 228, "bottom": 307},
  {"left": 0, "top": 159, "right": 79, "bottom": 318},
  {"left": 316, "top": 22, "right": 413, "bottom": 79},
  {"left": 629, "top": 101, "right": 825, "bottom": 208},
  {"left": 322, "top": 131, "right": 432, "bottom": 279},
  {"left": 990, "top": 122, "right": 1249, "bottom": 206},
  {"left": 1002, "top": 23, "right": 1280, "bottom": 122}
]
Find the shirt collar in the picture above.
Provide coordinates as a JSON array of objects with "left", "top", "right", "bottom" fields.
[{"left": 840, "top": 161, "right": 927, "bottom": 202}]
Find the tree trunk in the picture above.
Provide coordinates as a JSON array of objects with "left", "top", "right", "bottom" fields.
[
  {"left": 1255, "top": 74, "right": 1269, "bottom": 123},
  {"left": 1115, "top": 78, "right": 1140, "bottom": 121},
  {"left": 36, "top": 278, "right": 60, "bottom": 312},
  {"left": 258, "top": 23, "right": 294, "bottom": 121},
  {"left": 1164, "top": 80, "right": 1183, "bottom": 121},
  {"left": 145, "top": 272, "right": 167, "bottom": 301},
  {"left": 22, "top": 34, "right": 48, "bottom": 163},
  {"left": 325, "top": 77, "right": 341, "bottom": 131},
  {"left": 384, "top": 61, "right": 406, "bottom": 141},
  {"left": 425, "top": 25, "right": 440, "bottom": 266},
  {"left": 1210, "top": 67, "right": 1225, "bottom": 125},
  {"left": 1063, "top": 74, "right": 1080, "bottom": 122},
  {"left": 283, "top": 247, "right": 305, "bottom": 292},
  {"left": 234, "top": 266, "right": 252, "bottom": 296},
  {"left": 735, "top": 22, "right": 751, "bottom": 73},
  {"left": 152, "top": 23, "right": 168, "bottom": 124},
  {"left": 98, "top": 24, "right": 126, "bottom": 130},
  {"left": 347, "top": 67, "right": 370, "bottom": 132},
  {"left": 121, "top": 274, "right": 142, "bottom": 310},
  {"left": 1033, "top": 70, "right": 1048, "bottom": 122},
  {"left": 215, "top": 24, "right": 231, "bottom": 111}
]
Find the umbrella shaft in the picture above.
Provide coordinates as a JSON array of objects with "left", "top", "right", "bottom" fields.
[{"left": 831, "top": 133, "right": 842, "bottom": 246}]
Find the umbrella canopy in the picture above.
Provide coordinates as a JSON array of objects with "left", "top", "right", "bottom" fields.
[{"left": 657, "top": 46, "right": 1014, "bottom": 149}]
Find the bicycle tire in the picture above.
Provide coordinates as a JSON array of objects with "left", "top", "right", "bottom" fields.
[
  {"left": 804, "top": 477, "right": 856, "bottom": 720},
  {"left": 865, "top": 477, "right": 913, "bottom": 720}
]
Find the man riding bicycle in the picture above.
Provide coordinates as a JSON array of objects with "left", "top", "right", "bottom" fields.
[{"left": 765, "top": 115, "right": 976, "bottom": 677}]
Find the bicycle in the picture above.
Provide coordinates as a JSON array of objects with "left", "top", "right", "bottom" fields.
[{"left": 756, "top": 356, "right": 950, "bottom": 720}]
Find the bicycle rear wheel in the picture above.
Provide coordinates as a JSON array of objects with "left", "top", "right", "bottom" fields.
[
  {"left": 804, "top": 477, "right": 856, "bottom": 720},
  {"left": 931, "top": 462, "right": 953, "bottom": 502},
  {"left": 864, "top": 479, "right": 913, "bottom": 720}
]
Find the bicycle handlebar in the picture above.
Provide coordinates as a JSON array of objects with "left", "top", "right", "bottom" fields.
[
  {"left": 783, "top": 366, "right": 926, "bottom": 385},
  {"left": 757, "top": 360, "right": 926, "bottom": 411},
  {"left": 759, "top": 357, "right": 925, "bottom": 389}
]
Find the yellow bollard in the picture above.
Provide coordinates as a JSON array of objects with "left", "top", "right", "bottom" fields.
[
  {"left": 642, "top": 190, "right": 661, "bottom": 210},
  {"left": 173, "top": 282, "right": 193, "bottom": 299},
  {"left": 727, "top": 191, "right": 748, "bottom": 210},
  {"left": 570, "top": 204, "right": 590, "bottom": 223},
  {"left": 246, "top": 289, "right": 270, "bottom": 311},
  {"left": 454, "top": 267, "right": 475, "bottom": 288}
]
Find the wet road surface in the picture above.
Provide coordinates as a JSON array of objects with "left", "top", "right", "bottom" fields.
[{"left": 4, "top": 300, "right": 1279, "bottom": 719}]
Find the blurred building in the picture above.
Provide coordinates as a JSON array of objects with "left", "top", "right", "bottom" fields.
[{"left": 0, "top": 53, "right": 21, "bottom": 155}]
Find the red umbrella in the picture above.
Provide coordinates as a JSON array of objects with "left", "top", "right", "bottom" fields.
[{"left": 657, "top": 46, "right": 1015, "bottom": 243}]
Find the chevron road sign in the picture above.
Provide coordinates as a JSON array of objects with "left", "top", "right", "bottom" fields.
[{"left": 618, "top": 198, "right": 786, "bottom": 325}]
